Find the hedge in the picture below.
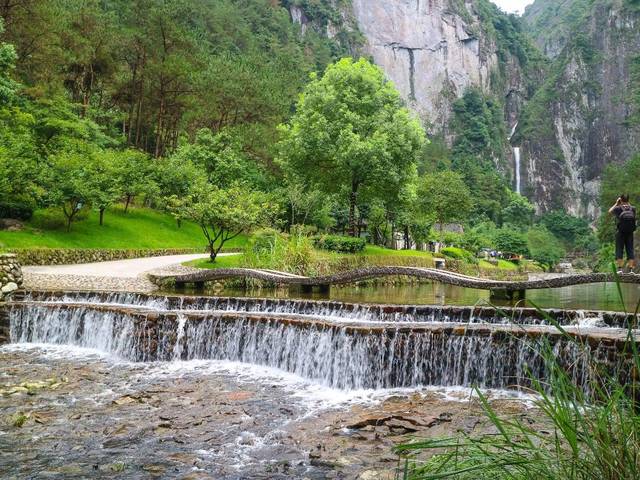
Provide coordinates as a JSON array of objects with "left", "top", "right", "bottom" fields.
[{"left": 313, "top": 235, "right": 366, "bottom": 253}]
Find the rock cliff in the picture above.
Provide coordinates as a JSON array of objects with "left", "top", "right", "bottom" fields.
[{"left": 519, "top": 0, "right": 640, "bottom": 217}]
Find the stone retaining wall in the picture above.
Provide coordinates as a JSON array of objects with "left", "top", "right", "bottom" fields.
[
  {"left": 0, "top": 253, "right": 22, "bottom": 300},
  {"left": 0, "top": 253, "right": 22, "bottom": 342},
  {"left": 12, "top": 247, "right": 222, "bottom": 266}
]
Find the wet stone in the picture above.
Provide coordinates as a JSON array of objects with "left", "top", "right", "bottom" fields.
[{"left": 0, "top": 345, "right": 539, "bottom": 479}]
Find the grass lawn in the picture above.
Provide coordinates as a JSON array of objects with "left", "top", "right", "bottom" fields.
[
  {"left": 0, "top": 206, "right": 247, "bottom": 250},
  {"left": 186, "top": 254, "right": 244, "bottom": 269}
]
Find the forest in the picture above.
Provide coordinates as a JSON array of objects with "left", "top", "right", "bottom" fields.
[{"left": 0, "top": 0, "right": 634, "bottom": 271}]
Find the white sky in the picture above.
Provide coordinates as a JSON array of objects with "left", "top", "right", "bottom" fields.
[{"left": 491, "top": 0, "right": 534, "bottom": 15}]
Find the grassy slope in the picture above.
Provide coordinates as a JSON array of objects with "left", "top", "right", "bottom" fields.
[{"left": 0, "top": 207, "right": 247, "bottom": 250}]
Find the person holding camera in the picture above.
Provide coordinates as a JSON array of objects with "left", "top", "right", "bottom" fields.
[{"left": 609, "top": 194, "right": 637, "bottom": 274}]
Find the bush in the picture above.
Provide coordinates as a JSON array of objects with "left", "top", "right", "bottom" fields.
[
  {"left": 0, "top": 201, "right": 34, "bottom": 220},
  {"left": 248, "top": 228, "right": 286, "bottom": 255},
  {"left": 313, "top": 235, "right": 366, "bottom": 253},
  {"left": 441, "top": 246, "right": 475, "bottom": 262}
]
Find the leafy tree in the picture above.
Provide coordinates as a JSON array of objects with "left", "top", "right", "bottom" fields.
[
  {"left": 186, "top": 184, "right": 279, "bottom": 262},
  {"left": 417, "top": 171, "right": 473, "bottom": 240},
  {"left": 0, "top": 18, "right": 18, "bottom": 105},
  {"left": 279, "top": 57, "right": 425, "bottom": 236},
  {"left": 493, "top": 227, "right": 529, "bottom": 256},
  {"left": 87, "top": 151, "right": 123, "bottom": 226},
  {"left": 114, "top": 149, "right": 157, "bottom": 213},
  {"left": 527, "top": 226, "right": 566, "bottom": 271},
  {"left": 540, "top": 210, "right": 592, "bottom": 246},
  {"left": 156, "top": 155, "right": 206, "bottom": 227},
  {"left": 502, "top": 192, "right": 536, "bottom": 228},
  {"left": 47, "top": 152, "right": 95, "bottom": 231},
  {"left": 170, "top": 129, "right": 266, "bottom": 189}
]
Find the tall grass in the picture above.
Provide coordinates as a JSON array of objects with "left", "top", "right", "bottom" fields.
[{"left": 395, "top": 266, "right": 640, "bottom": 480}]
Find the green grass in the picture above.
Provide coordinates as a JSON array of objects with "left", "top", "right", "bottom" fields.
[
  {"left": 186, "top": 254, "right": 244, "bottom": 269},
  {"left": 0, "top": 206, "right": 247, "bottom": 250}
]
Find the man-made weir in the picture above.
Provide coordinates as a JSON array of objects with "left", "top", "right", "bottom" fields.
[{"left": 7, "top": 292, "right": 637, "bottom": 393}]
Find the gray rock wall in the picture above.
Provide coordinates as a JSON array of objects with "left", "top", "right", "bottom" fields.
[
  {"left": 12, "top": 248, "right": 212, "bottom": 266},
  {"left": 0, "top": 253, "right": 22, "bottom": 301}
]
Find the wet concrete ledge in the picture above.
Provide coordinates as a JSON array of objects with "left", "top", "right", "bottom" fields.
[{"left": 15, "top": 289, "right": 639, "bottom": 328}]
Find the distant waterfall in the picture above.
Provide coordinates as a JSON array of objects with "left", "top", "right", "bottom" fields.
[
  {"left": 514, "top": 147, "right": 521, "bottom": 194},
  {"left": 509, "top": 122, "right": 521, "bottom": 194}
]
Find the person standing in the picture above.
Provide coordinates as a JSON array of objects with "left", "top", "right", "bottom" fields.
[{"left": 609, "top": 194, "right": 637, "bottom": 274}]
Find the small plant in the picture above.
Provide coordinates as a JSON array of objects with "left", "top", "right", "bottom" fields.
[{"left": 10, "top": 412, "right": 28, "bottom": 427}]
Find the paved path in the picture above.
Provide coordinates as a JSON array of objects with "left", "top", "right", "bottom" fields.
[
  {"left": 23, "top": 254, "right": 218, "bottom": 278},
  {"left": 22, "top": 253, "right": 236, "bottom": 292}
]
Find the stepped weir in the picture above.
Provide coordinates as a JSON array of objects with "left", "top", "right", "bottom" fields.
[{"left": 5, "top": 291, "right": 637, "bottom": 394}]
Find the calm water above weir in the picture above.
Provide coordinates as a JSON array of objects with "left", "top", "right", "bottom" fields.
[{"left": 196, "top": 282, "right": 640, "bottom": 313}]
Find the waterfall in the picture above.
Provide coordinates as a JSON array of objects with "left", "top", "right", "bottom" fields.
[
  {"left": 509, "top": 122, "right": 521, "bottom": 194},
  {"left": 9, "top": 298, "right": 630, "bottom": 394},
  {"left": 514, "top": 147, "right": 521, "bottom": 194}
]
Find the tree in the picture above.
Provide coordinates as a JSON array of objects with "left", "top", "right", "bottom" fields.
[
  {"left": 502, "top": 192, "right": 535, "bottom": 227},
  {"left": 114, "top": 149, "right": 157, "bottom": 213},
  {"left": 47, "top": 152, "right": 95, "bottom": 231},
  {"left": 156, "top": 154, "right": 206, "bottom": 227},
  {"left": 0, "top": 18, "right": 18, "bottom": 106},
  {"left": 417, "top": 171, "right": 473, "bottom": 240},
  {"left": 278, "top": 57, "right": 425, "bottom": 236},
  {"left": 527, "top": 226, "right": 566, "bottom": 271},
  {"left": 493, "top": 227, "right": 529, "bottom": 256},
  {"left": 186, "top": 184, "right": 279, "bottom": 262},
  {"left": 87, "top": 151, "right": 122, "bottom": 226}
]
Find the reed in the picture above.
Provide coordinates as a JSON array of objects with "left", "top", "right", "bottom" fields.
[{"left": 395, "top": 264, "right": 640, "bottom": 480}]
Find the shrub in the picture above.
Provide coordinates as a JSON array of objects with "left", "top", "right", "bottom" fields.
[
  {"left": 441, "top": 246, "right": 471, "bottom": 261},
  {"left": 313, "top": 235, "right": 366, "bottom": 253},
  {"left": 0, "top": 201, "right": 34, "bottom": 220}
]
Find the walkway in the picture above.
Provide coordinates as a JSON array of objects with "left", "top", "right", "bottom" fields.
[
  {"left": 152, "top": 266, "right": 640, "bottom": 296},
  {"left": 23, "top": 253, "right": 234, "bottom": 292}
]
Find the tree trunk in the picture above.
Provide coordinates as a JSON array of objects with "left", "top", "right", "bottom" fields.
[
  {"left": 177, "top": 218, "right": 182, "bottom": 229},
  {"left": 99, "top": 208, "right": 105, "bottom": 226},
  {"left": 404, "top": 225, "right": 411, "bottom": 250},
  {"left": 66, "top": 214, "right": 73, "bottom": 232},
  {"left": 124, "top": 195, "right": 132, "bottom": 213},
  {"left": 348, "top": 181, "right": 358, "bottom": 237}
]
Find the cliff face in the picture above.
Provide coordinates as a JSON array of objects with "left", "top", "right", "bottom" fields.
[
  {"left": 519, "top": 0, "right": 640, "bottom": 218},
  {"left": 350, "top": 0, "right": 498, "bottom": 134},
  {"left": 287, "top": 0, "right": 640, "bottom": 220}
]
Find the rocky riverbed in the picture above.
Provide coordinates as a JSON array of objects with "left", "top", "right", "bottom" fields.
[{"left": 0, "top": 344, "right": 536, "bottom": 479}]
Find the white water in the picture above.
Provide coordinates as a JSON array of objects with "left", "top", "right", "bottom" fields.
[
  {"left": 10, "top": 301, "right": 598, "bottom": 393},
  {"left": 509, "top": 122, "right": 521, "bottom": 194},
  {"left": 514, "top": 146, "right": 522, "bottom": 194}
]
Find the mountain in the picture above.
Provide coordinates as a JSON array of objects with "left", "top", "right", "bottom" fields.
[
  {"left": 519, "top": 0, "right": 640, "bottom": 217},
  {"left": 290, "top": 0, "right": 640, "bottom": 219}
]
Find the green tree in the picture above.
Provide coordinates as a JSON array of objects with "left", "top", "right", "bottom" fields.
[
  {"left": 278, "top": 57, "right": 425, "bottom": 236},
  {"left": 540, "top": 210, "right": 592, "bottom": 246},
  {"left": 187, "top": 184, "right": 279, "bottom": 262},
  {"left": 87, "top": 151, "right": 123, "bottom": 226},
  {"left": 502, "top": 192, "right": 535, "bottom": 227},
  {"left": 527, "top": 225, "right": 566, "bottom": 271},
  {"left": 417, "top": 171, "right": 473, "bottom": 240},
  {"left": 114, "top": 149, "right": 157, "bottom": 213},
  {"left": 47, "top": 152, "right": 95, "bottom": 231},
  {"left": 493, "top": 227, "right": 529, "bottom": 256},
  {"left": 0, "top": 18, "right": 18, "bottom": 105}
]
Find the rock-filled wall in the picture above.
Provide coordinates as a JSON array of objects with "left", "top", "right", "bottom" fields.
[
  {"left": 0, "top": 253, "right": 22, "bottom": 302},
  {"left": 11, "top": 248, "right": 215, "bottom": 266}
]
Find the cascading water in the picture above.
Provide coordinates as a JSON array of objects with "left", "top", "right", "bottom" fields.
[
  {"left": 514, "top": 147, "right": 521, "bottom": 194},
  {"left": 8, "top": 295, "right": 633, "bottom": 395},
  {"left": 509, "top": 122, "right": 522, "bottom": 194}
]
